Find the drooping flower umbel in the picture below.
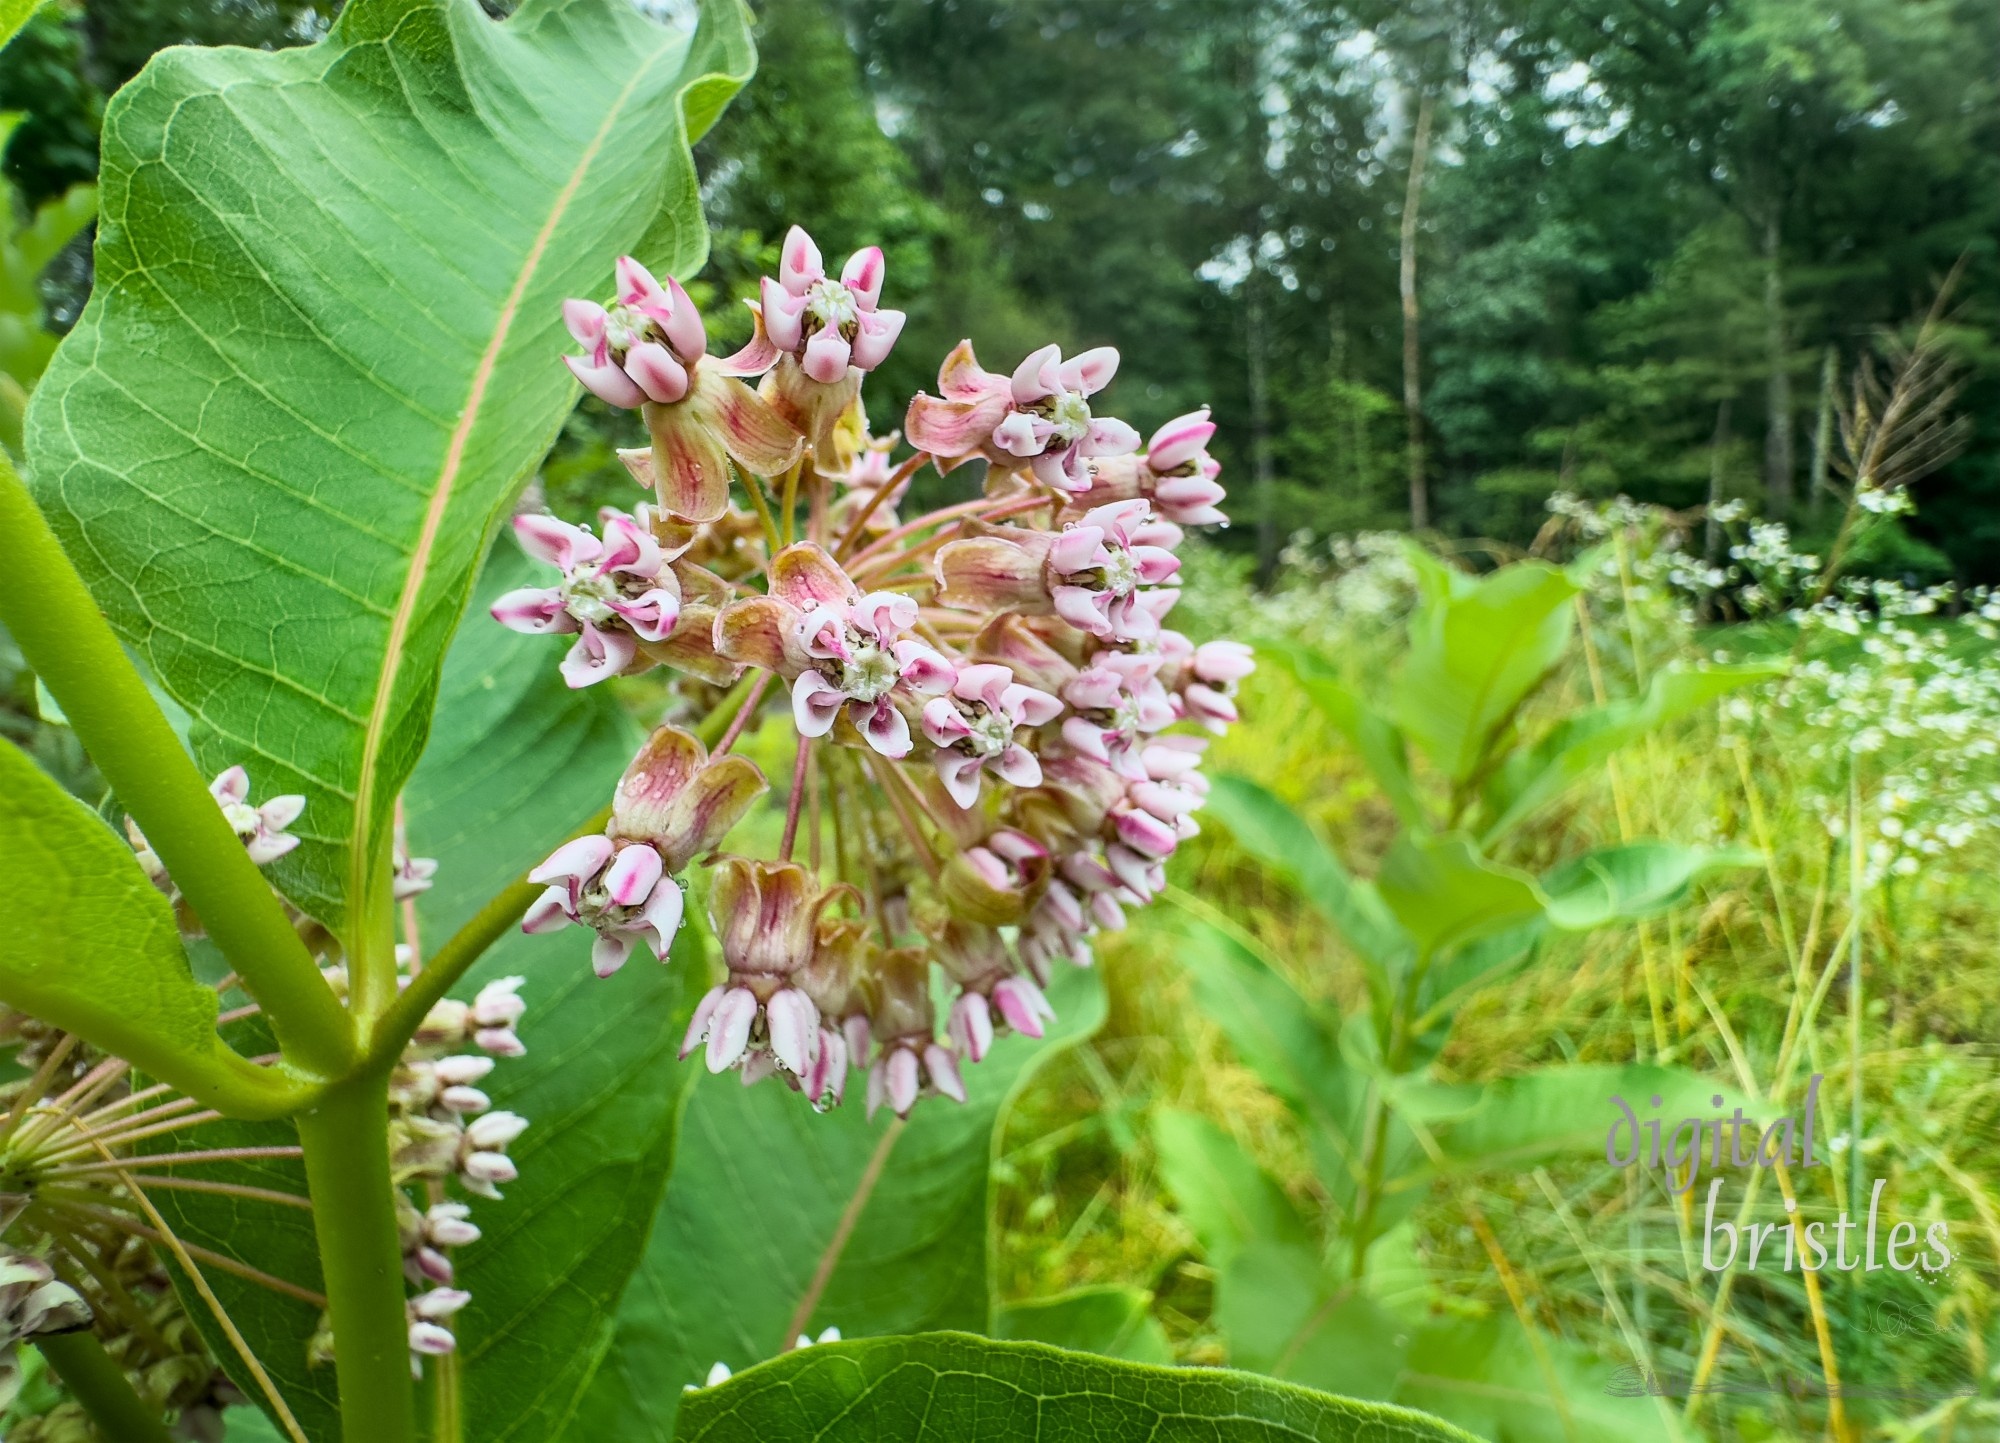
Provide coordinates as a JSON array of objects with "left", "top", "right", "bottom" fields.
[{"left": 515, "top": 240, "right": 1249, "bottom": 1119}]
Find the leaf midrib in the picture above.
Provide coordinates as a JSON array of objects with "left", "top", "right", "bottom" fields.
[{"left": 347, "top": 23, "right": 682, "bottom": 943}]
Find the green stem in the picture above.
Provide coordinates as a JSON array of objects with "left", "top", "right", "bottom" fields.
[
  {"left": 296, "top": 1072, "right": 415, "bottom": 1443},
  {"left": 36, "top": 1329, "right": 175, "bottom": 1443},
  {"left": 0, "top": 457, "right": 353, "bottom": 1083}
]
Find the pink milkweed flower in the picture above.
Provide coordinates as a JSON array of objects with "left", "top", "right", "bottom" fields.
[
  {"left": 715, "top": 543, "right": 954, "bottom": 757},
  {"left": 562, "top": 256, "right": 803, "bottom": 525},
  {"left": 921, "top": 662, "right": 1063, "bottom": 808},
  {"left": 905, "top": 341, "right": 1142, "bottom": 492},
  {"left": 682, "top": 859, "right": 854, "bottom": 1079},
  {"left": 563, "top": 255, "right": 707, "bottom": 407},
  {"left": 935, "top": 500, "right": 1181, "bottom": 644},
  {"left": 937, "top": 921, "right": 1057, "bottom": 1064},
  {"left": 470, "top": 976, "right": 528, "bottom": 1057},
  {"left": 759, "top": 227, "right": 907, "bottom": 383},
  {"left": 938, "top": 826, "right": 1050, "bottom": 927},
  {"left": 1173, "top": 640, "right": 1255, "bottom": 734},
  {"left": 392, "top": 843, "right": 438, "bottom": 901},
  {"left": 492, "top": 508, "right": 684, "bottom": 688},
  {"left": 522, "top": 727, "right": 766, "bottom": 977},
  {"left": 456, "top": 1110, "right": 527, "bottom": 1201},
  {"left": 1082, "top": 408, "right": 1229, "bottom": 527},
  {"left": 523, "top": 835, "right": 684, "bottom": 979},
  {"left": 130, "top": 765, "right": 307, "bottom": 889},
  {"left": 1059, "top": 652, "right": 1175, "bottom": 781}
]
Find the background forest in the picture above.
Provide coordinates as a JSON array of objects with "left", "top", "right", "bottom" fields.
[
  {"left": 4, "top": 3, "right": 2000, "bottom": 1443},
  {"left": 6, "top": 0, "right": 1999, "bottom": 578}
]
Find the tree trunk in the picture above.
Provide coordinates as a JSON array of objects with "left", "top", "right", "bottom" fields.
[
  {"left": 1247, "top": 274, "right": 1279, "bottom": 585},
  {"left": 1705, "top": 398, "right": 1732, "bottom": 567},
  {"left": 1809, "top": 344, "right": 1837, "bottom": 518},
  {"left": 1400, "top": 91, "right": 1436, "bottom": 530},
  {"left": 1762, "top": 210, "right": 1795, "bottom": 513}
]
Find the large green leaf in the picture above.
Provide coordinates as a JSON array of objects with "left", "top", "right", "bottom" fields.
[
  {"left": 1375, "top": 834, "right": 1547, "bottom": 965},
  {"left": 1203, "top": 774, "right": 1413, "bottom": 985},
  {"left": 674, "top": 1332, "right": 1480, "bottom": 1442},
  {"left": 567, "top": 967, "right": 1107, "bottom": 1441},
  {"left": 1541, "top": 842, "right": 1760, "bottom": 932},
  {"left": 1396, "top": 1316, "right": 1678, "bottom": 1443},
  {"left": 1393, "top": 554, "right": 1583, "bottom": 784},
  {"left": 1149, "top": 1108, "right": 1314, "bottom": 1269},
  {"left": 1261, "top": 641, "right": 1425, "bottom": 829},
  {"left": 1479, "top": 663, "right": 1783, "bottom": 843},
  {"left": 1174, "top": 921, "right": 1360, "bottom": 1160},
  {"left": 25, "top": 0, "right": 754, "bottom": 939},
  {"left": 148, "top": 558, "right": 687, "bottom": 1441},
  {"left": 0, "top": 741, "right": 288, "bottom": 1115}
]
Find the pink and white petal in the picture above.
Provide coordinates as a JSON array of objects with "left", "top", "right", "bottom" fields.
[
  {"left": 921, "top": 696, "right": 972, "bottom": 746},
  {"left": 992, "top": 978, "right": 1048, "bottom": 1039},
  {"left": 779, "top": 225, "right": 824, "bottom": 294},
  {"left": 1064, "top": 345, "right": 1120, "bottom": 395},
  {"left": 591, "top": 932, "right": 639, "bottom": 979},
  {"left": 528, "top": 834, "right": 615, "bottom": 887},
  {"left": 792, "top": 671, "right": 846, "bottom": 737},
  {"left": 934, "top": 750, "right": 986, "bottom": 810},
  {"left": 923, "top": 1044, "right": 967, "bottom": 1103},
  {"left": 893, "top": 640, "right": 955, "bottom": 694},
  {"left": 563, "top": 298, "right": 609, "bottom": 349},
  {"left": 994, "top": 745, "right": 1042, "bottom": 790},
  {"left": 765, "top": 989, "right": 819, "bottom": 1075},
  {"left": 951, "top": 662, "right": 1013, "bottom": 709},
  {"left": 616, "top": 255, "right": 670, "bottom": 309},
  {"left": 1133, "top": 546, "right": 1182, "bottom": 585},
  {"left": 660, "top": 275, "right": 707, "bottom": 361},
  {"left": 246, "top": 831, "right": 301, "bottom": 865},
  {"left": 258, "top": 793, "right": 307, "bottom": 831},
  {"left": 935, "top": 339, "right": 1008, "bottom": 402},
  {"left": 1145, "top": 409, "right": 1215, "bottom": 470},
  {"left": 801, "top": 330, "right": 852, "bottom": 384},
  {"left": 1010, "top": 343, "right": 1062, "bottom": 405},
  {"left": 490, "top": 587, "right": 572, "bottom": 634},
  {"left": 949, "top": 993, "right": 994, "bottom": 1063},
  {"left": 885, "top": 1047, "right": 921, "bottom": 1115},
  {"left": 849, "top": 308, "right": 905, "bottom": 370},
  {"left": 718, "top": 299, "right": 784, "bottom": 376},
  {"left": 521, "top": 885, "right": 575, "bottom": 935},
  {"left": 624, "top": 342, "right": 691, "bottom": 405},
  {"left": 1051, "top": 586, "right": 1114, "bottom": 636},
  {"left": 840, "top": 246, "right": 885, "bottom": 307},
  {"left": 513, "top": 512, "right": 601, "bottom": 568},
  {"left": 1006, "top": 684, "right": 1064, "bottom": 727},
  {"left": 991, "top": 410, "right": 1046, "bottom": 458},
  {"left": 856, "top": 699, "right": 911, "bottom": 759},
  {"left": 565, "top": 353, "right": 645, "bottom": 409},
  {"left": 679, "top": 984, "right": 727, "bottom": 1060},
  {"left": 1084, "top": 416, "right": 1141, "bottom": 456},
  {"left": 560, "top": 623, "right": 638, "bottom": 689},
  {"left": 208, "top": 765, "right": 250, "bottom": 806},
  {"left": 1061, "top": 715, "right": 1110, "bottom": 762},
  {"left": 705, "top": 988, "right": 760, "bottom": 1073},
  {"left": 601, "top": 843, "right": 665, "bottom": 907},
  {"left": 1049, "top": 526, "right": 1108, "bottom": 576},
  {"left": 609, "top": 587, "right": 681, "bottom": 644}
]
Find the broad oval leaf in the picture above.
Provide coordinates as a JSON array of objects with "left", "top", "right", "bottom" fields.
[
  {"left": 0, "top": 741, "right": 297, "bottom": 1116},
  {"left": 25, "top": 0, "right": 754, "bottom": 938},
  {"left": 674, "top": 1332, "right": 1479, "bottom": 1442},
  {"left": 1541, "top": 842, "right": 1760, "bottom": 931},
  {"left": 1393, "top": 552, "right": 1583, "bottom": 784},
  {"left": 568, "top": 967, "right": 1107, "bottom": 1441},
  {"left": 1375, "top": 833, "right": 1546, "bottom": 963},
  {"left": 147, "top": 555, "right": 690, "bottom": 1441}
]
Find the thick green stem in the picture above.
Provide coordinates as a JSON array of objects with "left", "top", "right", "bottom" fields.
[
  {"left": 36, "top": 1329, "right": 175, "bottom": 1443},
  {"left": 0, "top": 458, "right": 353, "bottom": 1083},
  {"left": 296, "top": 1073, "right": 415, "bottom": 1443}
]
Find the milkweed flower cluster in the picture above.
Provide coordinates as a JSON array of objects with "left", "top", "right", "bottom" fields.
[{"left": 511, "top": 227, "right": 1249, "bottom": 1118}]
